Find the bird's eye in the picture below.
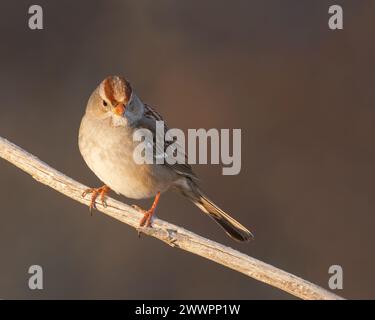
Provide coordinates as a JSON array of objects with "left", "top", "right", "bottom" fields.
[{"left": 102, "top": 100, "right": 108, "bottom": 107}]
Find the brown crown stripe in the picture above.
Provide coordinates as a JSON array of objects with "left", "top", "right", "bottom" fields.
[
  {"left": 103, "top": 77, "right": 116, "bottom": 104},
  {"left": 103, "top": 76, "right": 132, "bottom": 104}
]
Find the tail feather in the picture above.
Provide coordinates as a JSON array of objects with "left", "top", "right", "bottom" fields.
[
  {"left": 195, "top": 195, "right": 254, "bottom": 242},
  {"left": 177, "top": 180, "right": 254, "bottom": 242}
]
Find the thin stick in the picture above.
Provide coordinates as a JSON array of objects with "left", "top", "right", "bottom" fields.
[{"left": 0, "top": 136, "right": 343, "bottom": 300}]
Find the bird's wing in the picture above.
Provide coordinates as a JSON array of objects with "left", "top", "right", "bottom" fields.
[{"left": 136, "top": 104, "right": 198, "bottom": 181}]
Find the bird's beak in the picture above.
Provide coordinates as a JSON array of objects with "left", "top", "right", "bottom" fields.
[{"left": 113, "top": 103, "right": 126, "bottom": 116}]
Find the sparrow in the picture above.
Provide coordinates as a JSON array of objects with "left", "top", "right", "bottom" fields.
[{"left": 78, "top": 76, "right": 253, "bottom": 241}]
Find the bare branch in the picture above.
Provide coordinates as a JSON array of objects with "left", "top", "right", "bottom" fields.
[{"left": 0, "top": 136, "right": 343, "bottom": 300}]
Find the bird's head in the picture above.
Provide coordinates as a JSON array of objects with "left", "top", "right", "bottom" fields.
[{"left": 86, "top": 75, "right": 144, "bottom": 126}]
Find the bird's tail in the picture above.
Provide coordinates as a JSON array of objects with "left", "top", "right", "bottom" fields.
[{"left": 177, "top": 180, "right": 254, "bottom": 242}]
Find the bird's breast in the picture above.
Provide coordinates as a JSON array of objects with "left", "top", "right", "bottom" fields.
[{"left": 78, "top": 115, "right": 174, "bottom": 199}]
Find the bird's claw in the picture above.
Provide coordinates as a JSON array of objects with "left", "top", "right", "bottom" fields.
[
  {"left": 136, "top": 209, "right": 155, "bottom": 238},
  {"left": 139, "top": 210, "right": 154, "bottom": 228},
  {"left": 82, "top": 185, "right": 110, "bottom": 214}
]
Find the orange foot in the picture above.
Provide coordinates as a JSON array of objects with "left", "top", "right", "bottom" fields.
[
  {"left": 82, "top": 185, "right": 110, "bottom": 214},
  {"left": 138, "top": 192, "right": 161, "bottom": 228}
]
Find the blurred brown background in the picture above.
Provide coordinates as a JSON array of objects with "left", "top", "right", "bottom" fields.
[{"left": 0, "top": 0, "right": 374, "bottom": 299}]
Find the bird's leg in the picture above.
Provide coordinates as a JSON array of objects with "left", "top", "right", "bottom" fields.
[
  {"left": 82, "top": 185, "right": 110, "bottom": 214},
  {"left": 139, "top": 192, "right": 161, "bottom": 228}
]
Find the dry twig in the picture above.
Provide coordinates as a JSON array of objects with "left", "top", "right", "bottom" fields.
[{"left": 0, "top": 136, "right": 344, "bottom": 300}]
